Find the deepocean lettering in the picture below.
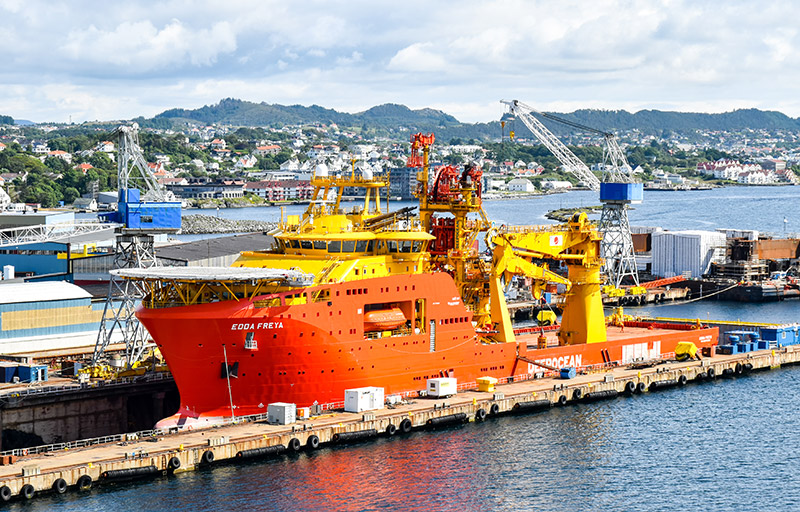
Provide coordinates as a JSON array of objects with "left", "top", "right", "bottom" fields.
[
  {"left": 231, "top": 321, "right": 284, "bottom": 331},
  {"left": 528, "top": 354, "right": 583, "bottom": 372}
]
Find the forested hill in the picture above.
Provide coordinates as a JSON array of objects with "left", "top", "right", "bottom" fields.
[{"left": 150, "top": 99, "right": 800, "bottom": 140}]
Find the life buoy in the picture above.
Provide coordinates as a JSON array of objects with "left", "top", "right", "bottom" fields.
[
  {"left": 400, "top": 418, "right": 412, "bottom": 433},
  {"left": 385, "top": 424, "right": 397, "bottom": 436},
  {"left": 76, "top": 474, "right": 93, "bottom": 491},
  {"left": 475, "top": 408, "right": 487, "bottom": 421},
  {"left": 52, "top": 478, "right": 67, "bottom": 494},
  {"left": 201, "top": 451, "right": 214, "bottom": 465},
  {"left": 489, "top": 403, "right": 500, "bottom": 415},
  {"left": 20, "top": 484, "right": 34, "bottom": 500},
  {"left": 307, "top": 435, "right": 320, "bottom": 449},
  {"left": 288, "top": 438, "right": 302, "bottom": 452}
]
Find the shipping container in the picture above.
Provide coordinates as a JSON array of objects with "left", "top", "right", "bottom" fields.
[{"left": 344, "top": 387, "right": 385, "bottom": 412}]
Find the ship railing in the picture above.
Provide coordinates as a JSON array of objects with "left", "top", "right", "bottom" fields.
[{"left": 364, "top": 326, "right": 413, "bottom": 340}]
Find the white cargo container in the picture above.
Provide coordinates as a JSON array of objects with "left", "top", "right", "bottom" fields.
[
  {"left": 344, "top": 387, "right": 385, "bottom": 413},
  {"left": 267, "top": 402, "right": 296, "bottom": 425},
  {"left": 427, "top": 377, "right": 457, "bottom": 397},
  {"left": 651, "top": 230, "right": 726, "bottom": 278}
]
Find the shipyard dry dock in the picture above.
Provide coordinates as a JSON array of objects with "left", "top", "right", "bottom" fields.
[{"left": 1, "top": 346, "right": 799, "bottom": 503}]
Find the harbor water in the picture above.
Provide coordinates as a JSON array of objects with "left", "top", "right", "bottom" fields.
[{"left": 42, "top": 186, "right": 799, "bottom": 511}]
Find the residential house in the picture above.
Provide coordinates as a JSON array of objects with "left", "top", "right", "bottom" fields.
[
  {"left": 72, "top": 197, "right": 98, "bottom": 211},
  {"left": 507, "top": 177, "right": 536, "bottom": 192},
  {"left": 0, "top": 142, "right": 6, "bottom": 152},
  {"left": 254, "top": 144, "right": 281, "bottom": 156},
  {"left": 46, "top": 150, "right": 73, "bottom": 164},
  {"left": 74, "top": 163, "right": 94, "bottom": 174},
  {"left": 210, "top": 138, "right": 227, "bottom": 150}
]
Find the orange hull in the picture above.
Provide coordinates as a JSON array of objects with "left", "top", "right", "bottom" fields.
[{"left": 137, "top": 272, "right": 717, "bottom": 428}]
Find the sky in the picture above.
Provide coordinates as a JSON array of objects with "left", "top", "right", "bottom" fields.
[{"left": 1, "top": 0, "right": 799, "bottom": 124}]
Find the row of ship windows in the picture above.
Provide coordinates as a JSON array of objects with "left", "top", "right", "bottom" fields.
[
  {"left": 285, "top": 239, "right": 426, "bottom": 254},
  {"left": 440, "top": 317, "right": 469, "bottom": 325}
]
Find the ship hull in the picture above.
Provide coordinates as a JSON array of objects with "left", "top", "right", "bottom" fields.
[{"left": 137, "top": 273, "right": 717, "bottom": 428}]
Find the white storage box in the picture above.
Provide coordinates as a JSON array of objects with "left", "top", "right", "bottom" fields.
[
  {"left": 344, "top": 387, "right": 385, "bottom": 413},
  {"left": 427, "top": 377, "right": 457, "bottom": 397},
  {"left": 267, "top": 402, "right": 296, "bottom": 425}
]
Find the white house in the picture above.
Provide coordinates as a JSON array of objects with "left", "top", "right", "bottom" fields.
[
  {"left": 507, "top": 178, "right": 536, "bottom": 192},
  {"left": 540, "top": 180, "right": 573, "bottom": 190}
]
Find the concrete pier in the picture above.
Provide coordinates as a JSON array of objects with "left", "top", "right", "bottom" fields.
[{"left": 0, "top": 346, "right": 797, "bottom": 502}]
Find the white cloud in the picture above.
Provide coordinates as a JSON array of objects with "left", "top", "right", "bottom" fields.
[{"left": 1, "top": 0, "right": 800, "bottom": 123}]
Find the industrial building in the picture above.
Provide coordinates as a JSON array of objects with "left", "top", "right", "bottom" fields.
[{"left": 0, "top": 281, "right": 114, "bottom": 356}]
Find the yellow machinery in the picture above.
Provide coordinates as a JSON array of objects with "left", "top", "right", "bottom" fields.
[
  {"left": 486, "top": 213, "right": 606, "bottom": 345},
  {"left": 408, "top": 133, "right": 610, "bottom": 348}
]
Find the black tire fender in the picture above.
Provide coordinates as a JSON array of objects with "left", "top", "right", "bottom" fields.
[
  {"left": 399, "top": 418, "right": 412, "bottom": 433},
  {"left": 20, "top": 484, "right": 34, "bottom": 500},
  {"left": 678, "top": 374, "right": 688, "bottom": 386},
  {"left": 307, "top": 435, "right": 320, "bottom": 449},
  {"left": 288, "top": 438, "right": 302, "bottom": 452},
  {"left": 636, "top": 382, "right": 647, "bottom": 393},
  {"left": 77, "top": 474, "right": 93, "bottom": 491},
  {"left": 624, "top": 381, "right": 636, "bottom": 394},
  {"left": 53, "top": 478, "right": 67, "bottom": 494},
  {"left": 475, "top": 408, "right": 487, "bottom": 421},
  {"left": 707, "top": 367, "right": 716, "bottom": 379},
  {"left": 0, "top": 485, "right": 11, "bottom": 502},
  {"left": 167, "top": 456, "right": 181, "bottom": 470},
  {"left": 489, "top": 403, "right": 500, "bottom": 415},
  {"left": 572, "top": 388, "right": 583, "bottom": 400},
  {"left": 201, "top": 451, "right": 214, "bottom": 465}
]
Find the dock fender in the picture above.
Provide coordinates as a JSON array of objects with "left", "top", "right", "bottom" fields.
[
  {"left": 385, "top": 424, "right": 397, "bottom": 436},
  {"left": 167, "top": 456, "right": 181, "bottom": 471},
  {"left": 76, "top": 475, "right": 92, "bottom": 491},
  {"left": 475, "top": 408, "right": 487, "bottom": 422},
  {"left": 735, "top": 363, "right": 743, "bottom": 375},
  {"left": 288, "top": 438, "right": 302, "bottom": 452},
  {"left": 707, "top": 367, "right": 716, "bottom": 379},
  {"left": 201, "top": 451, "right": 215, "bottom": 465},
  {"left": 624, "top": 381, "right": 636, "bottom": 395},
  {"left": 636, "top": 382, "right": 646, "bottom": 393},
  {"left": 0, "top": 485, "right": 11, "bottom": 502},
  {"left": 678, "top": 374, "right": 688, "bottom": 386},
  {"left": 697, "top": 372, "right": 707, "bottom": 380},
  {"left": 307, "top": 435, "right": 320, "bottom": 449},
  {"left": 572, "top": 388, "right": 583, "bottom": 400},
  {"left": 489, "top": 403, "right": 500, "bottom": 415},
  {"left": 53, "top": 478, "right": 67, "bottom": 494},
  {"left": 400, "top": 418, "right": 412, "bottom": 433},
  {"left": 557, "top": 395, "right": 567, "bottom": 406},
  {"left": 744, "top": 363, "right": 753, "bottom": 372},
  {"left": 19, "top": 484, "right": 34, "bottom": 500}
]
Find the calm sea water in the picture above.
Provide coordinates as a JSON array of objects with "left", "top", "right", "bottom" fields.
[{"left": 43, "top": 186, "right": 799, "bottom": 511}]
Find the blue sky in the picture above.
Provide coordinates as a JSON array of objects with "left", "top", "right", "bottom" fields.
[{"left": 1, "top": 0, "right": 798, "bottom": 124}]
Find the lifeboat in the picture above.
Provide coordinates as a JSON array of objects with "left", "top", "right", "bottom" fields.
[{"left": 363, "top": 307, "right": 407, "bottom": 332}]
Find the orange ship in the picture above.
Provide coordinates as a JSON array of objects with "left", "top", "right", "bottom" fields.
[{"left": 117, "top": 133, "right": 717, "bottom": 428}]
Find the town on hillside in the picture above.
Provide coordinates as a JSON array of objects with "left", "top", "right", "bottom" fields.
[{"left": 1, "top": 115, "right": 799, "bottom": 212}]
